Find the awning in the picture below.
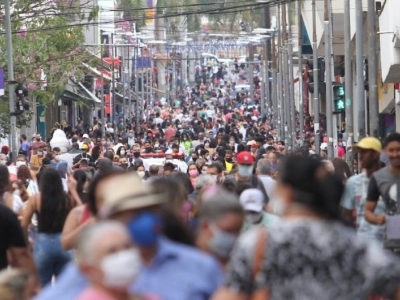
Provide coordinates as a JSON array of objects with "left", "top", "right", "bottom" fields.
[
  {"left": 81, "top": 63, "right": 112, "bottom": 82},
  {"left": 60, "top": 90, "right": 92, "bottom": 103},
  {"left": 69, "top": 77, "right": 102, "bottom": 106},
  {"left": 85, "top": 50, "right": 112, "bottom": 69}
]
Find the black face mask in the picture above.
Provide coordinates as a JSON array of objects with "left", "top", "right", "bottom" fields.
[
  {"left": 133, "top": 151, "right": 141, "bottom": 158},
  {"left": 192, "top": 157, "right": 198, "bottom": 162},
  {"left": 145, "top": 147, "right": 153, "bottom": 153},
  {"left": 225, "top": 157, "right": 233, "bottom": 163},
  {"left": 120, "top": 163, "right": 128, "bottom": 169}
]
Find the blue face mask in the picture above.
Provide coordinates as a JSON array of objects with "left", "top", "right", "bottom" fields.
[{"left": 127, "top": 212, "right": 161, "bottom": 247}]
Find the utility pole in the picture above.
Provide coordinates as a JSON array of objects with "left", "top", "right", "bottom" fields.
[
  {"left": 282, "top": 4, "right": 292, "bottom": 149},
  {"left": 277, "top": 4, "right": 285, "bottom": 141},
  {"left": 344, "top": 0, "right": 354, "bottom": 172},
  {"left": 325, "top": 0, "right": 334, "bottom": 159},
  {"left": 298, "top": 0, "right": 304, "bottom": 145},
  {"left": 355, "top": 0, "right": 365, "bottom": 140},
  {"left": 264, "top": 40, "right": 270, "bottom": 119},
  {"left": 287, "top": 3, "right": 296, "bottom": 149},
  {"left": 368, "top": 0, "right": 378, "bottom": 137},
  {"left": 135, "top": 46, "right": 140, "bottom": 133},
  {"left": 5, "top": 0, "right": 17, "bottom": 159},
  {"left": 312, "top": 0, "right": 320, "bottom": 155}
]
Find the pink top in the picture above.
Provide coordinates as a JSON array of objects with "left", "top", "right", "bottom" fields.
[{"left": 77, "top": 287, "right": 161, "bottom": 300}]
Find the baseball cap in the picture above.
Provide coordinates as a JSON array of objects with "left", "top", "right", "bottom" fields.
[
  {"left": 353, "top": 137, "right": 382, "bottom": 153},
  {"left": 81, "top": 143, "right": 89, "bottom": 150},
  {"left": 83, "top": 133, "right": 89, "bottom": 138},
  {"left": 100, "top": 173, "right": 166, "bottom": 218},
  {"left": 1, "top": 146, "right": 9, "bottom": 153},
  {"left": 321, "top": 142, "right": 328, "bottom": 151},
  {"left": 239, "top": 189, "right": 264, "bottom": 212},
  {"left": 236, "top": 151, "right": 255, "bottom": 165}
]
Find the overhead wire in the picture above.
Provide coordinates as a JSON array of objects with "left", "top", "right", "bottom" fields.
[{"left": 3, "top": 0, "right": 299, "bottom": 35}]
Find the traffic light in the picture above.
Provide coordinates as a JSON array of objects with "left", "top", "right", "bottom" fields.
[
  {"left": 333, "top": 84, "right": 345, "bottom": 112},
  {"left": 306, "top": 57, "right": 326, "bottom": 94},
  {"left": 15, "top": 84, "right": 29, "bottom": 112}
]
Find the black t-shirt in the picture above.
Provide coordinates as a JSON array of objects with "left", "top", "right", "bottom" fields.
[{"left": 0, "top": 205, "right": 27, "bottom": 270}]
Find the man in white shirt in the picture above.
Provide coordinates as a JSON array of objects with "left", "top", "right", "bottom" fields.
[{"left": 256, "top": 158, "right": 276, "bottom": 199}]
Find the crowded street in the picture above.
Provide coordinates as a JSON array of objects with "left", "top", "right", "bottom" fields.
[{"left": 1, "top": 0, "right": 400, "bottom": 299}]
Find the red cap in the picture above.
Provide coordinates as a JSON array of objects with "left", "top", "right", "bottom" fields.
[
  {"left": 236, "top": 151, "right": 255, "bottom": 165},
  {"left": 1, "top": 146, "right": 9, "bottom": 153}
]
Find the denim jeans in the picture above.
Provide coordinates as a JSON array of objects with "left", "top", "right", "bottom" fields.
[{"left": 33, "top": 233, "right": 71, "bottom": 287}]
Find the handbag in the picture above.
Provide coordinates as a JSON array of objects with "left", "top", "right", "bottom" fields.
[{"left": 250, "top": 228, "right": 270, "bottom": 300}]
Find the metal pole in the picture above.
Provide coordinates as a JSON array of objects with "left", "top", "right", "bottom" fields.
[
  {"left": 277, "top": 71, "right": 284, "bottom": 141},
  {"left": 298, "top": 0, "right": 304, "bottom": 145},
  {"left": 325, "top": 18, "right": 334, "bottom": 159},
  {"left": 135, "top": 47, "right": 140, "bottom": 133},
  {"left": 100, "top": 43, "right": 105, "bottom": 136},
  {"left": 344, "top": 0, "right": 354, "bottom": 173},
  {"left": 356, "top": 0, "right": 365, "bottom": 140},
  {"left": 260, "top": 64, "right": 265, "bottom": 116},
  {"left": 172, "top": 58, "right": 176, "bottom": 102},
  {"left": 325, "top": 0, "right": 334, "bottom": 159},
  {"left": 5, "top": 0, "right": 17, "bottom": 159},
  {"left": 127, "top": 45, "right": 131, "bottom": 126},
  {"left": 312, "top": 0, "right": 320, "bottom": 155},
  {"left": 368, "top": 0, "right": 378, "bottom": 137},
  {"left": 287, "top": 7, "right": 296, "bottom": 149},
  {"left": 271, "top": 69, "right": 277, "bottom": 134},
  {"left": 265, "top": 41, "right": 270, "bottom": 119},
  {"left": 283, "top": 45, "right": 291, "bottom": 148}
]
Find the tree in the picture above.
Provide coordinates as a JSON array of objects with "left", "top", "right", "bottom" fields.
[{"left": 0, "top": 0, "right": 98, "bottom": 133}]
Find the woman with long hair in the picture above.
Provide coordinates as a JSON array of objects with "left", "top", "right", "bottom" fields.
[
  {"left": 21, "top": 168, "right": 75, "bottom": 286},
  {"left": 17, "top": 165, "right": 38, "bottom": 196},
  {"left": 0, "top": 166, "right": 22, "bottom": 213}
]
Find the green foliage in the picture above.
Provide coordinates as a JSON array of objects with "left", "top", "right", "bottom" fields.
[{"left": 0, "top": 0, "right": 98, "bottom": 132}]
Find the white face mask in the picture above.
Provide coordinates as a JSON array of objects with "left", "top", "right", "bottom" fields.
[
  {"left": 0, "top": 160, "right": 6, "bottom": 165},
  {"left": 55, "top": 155, "right": 62, "bottom": 161},
  {"left": 210, "top": 174, "right": 218, "bottom": 183},
  {"left": 120, "top": 150, "right": 126, "bottom": 156},
  {"left": 13, "top": 189, "right": 20, "bottom": 196},
  {"left": 137, "top": 171, "right": 145, "bottom": 178},
  {"left": 101, "top": 249, "right": 142, "bottom": 289},
  {"left": 16, "top": 161, "right": 26, "bottom": 168},
  {"left": 237, "top": 165, "right": 253, "bottom": 177},
  {"left": 37, "top": 151, "right": 43, "bottom": 156}
]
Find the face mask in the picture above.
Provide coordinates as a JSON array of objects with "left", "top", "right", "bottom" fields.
[
  {"left": 16, "top": 161, "right": 26, "bottom": 168},
  {"left": 120, "top": 150, "right": 126, "bottom": 156},
  {"left": 101, "top": 249, "right": 142, "bottom": 289},
  {"left": 137, "top": 171, "right": 145, "bottom": 178},
  {"left": 133, "top": 152, "right": 140, "bottom": 158},
  {"left": 145, "top": 147, "right": 153, "bottom": 152},
  {"left": 37, "top": 151, "right": 43, "bottom": 156},
  {"left": 127, "top": 212, "right": 161, "bottom": 247},
  {"left": 120, "top": 163, "right": 128, "bottom": 169},
  {"left": 245, "top": 212, "right": 263, "bottom": 224},
  {"left": 189, "top": 169, "right": 199, "bottom": 178},
  {"left": 154, "top": 144, "right": 159, "bottom": 148},
  {"left": 225, "top": 157, "right": 233, "bottom": 163},
  {"left": 13, "top": 189, "right": 20, "bottom": 196},
  {"left": 205, "top": 143, "right": 210, "bottom": 148},
  {"left": 0, "top": 160, "right": 6, "bottom": 165},
  {"left": 55, "top": 155, "right": 62, "bottom": 161},
  {"left": 208, "top": 224, "right": 237, "bottom": 259},
  {"left": 238, "top": 165, "right": 253, "bottom": 177},
  {"left": 192, "top": 157, "right": 198, "bottom": 162},
  {"left": 211, "top": 175, "right": 218, "bottom": 183},
  {"left": 201, "top": 170, "right": 207, "bottom": 174},
  {"left": 128, "top": 134, "right": 134, "bottom": 138},
  {"left": 43, "top": 151, "right": 47, "bottom": 155}
]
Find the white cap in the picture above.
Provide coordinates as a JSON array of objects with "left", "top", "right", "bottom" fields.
[
  {"left": 321, "top": 142, "right": 328, "bottom": 151},
  {"left": 239, "top": 189, "right": 264, "bottom": 212},
  {"left": 83, "top": 133, "right": 89, "bottom": 138}
]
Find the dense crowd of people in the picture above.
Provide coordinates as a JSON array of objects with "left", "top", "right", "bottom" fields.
[{"left": 1, "top": 60, "right": 400, "bottom": 300}]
